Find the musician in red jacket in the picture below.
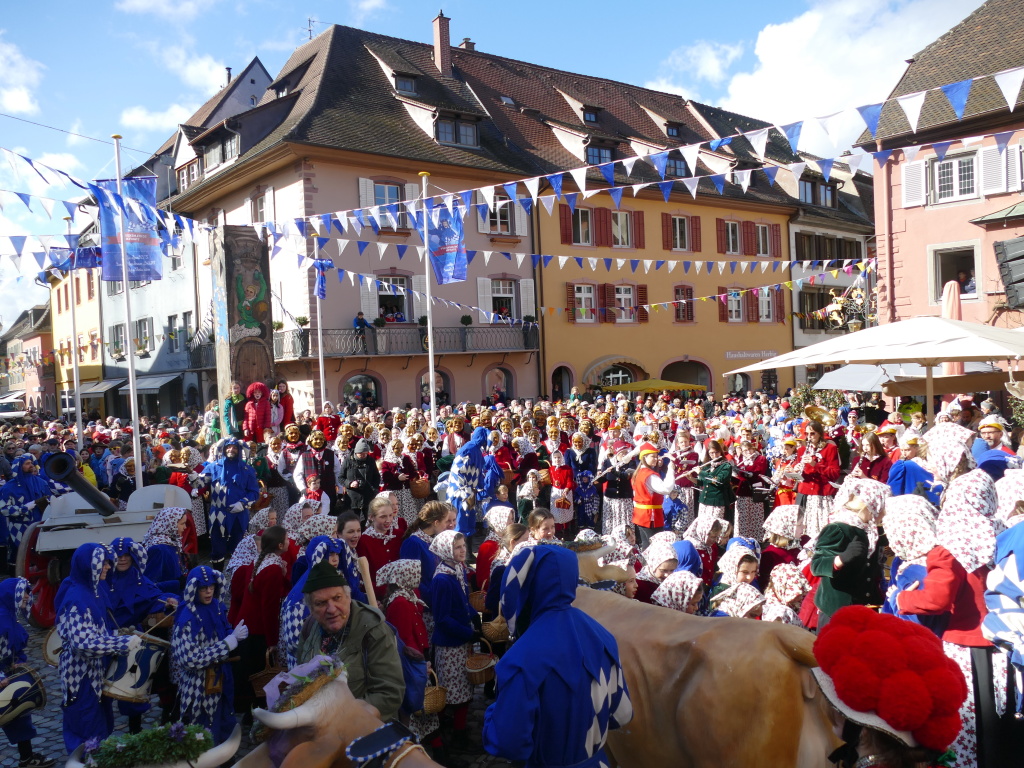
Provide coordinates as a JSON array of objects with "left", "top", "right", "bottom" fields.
[
  {"left": 631, "top": 442, "right": 676, "bottom": 549},
  {"left": 796, "top": 420, "right": 840, "bottom": 539}
]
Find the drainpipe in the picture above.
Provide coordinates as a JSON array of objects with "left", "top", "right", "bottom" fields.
[
  {"left": 879, "top": 141, "right": 896, "bottom": 323},
  {"left": 533, "top": 189, "right": 546, "bottom": 399}
]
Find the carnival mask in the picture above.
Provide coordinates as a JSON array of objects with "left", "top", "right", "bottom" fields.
[
  {"left": 309, "top": 432, "right": 326, "bottom": 450},
  {"left": 285, "top": 424, "right": 300, "bottom": 442}
]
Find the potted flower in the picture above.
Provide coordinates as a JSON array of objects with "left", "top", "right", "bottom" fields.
[
  {"left": 109, "top": 344, "right": 125, "bottom": 362},
  {"left": 460, "top": 314, "right": 474, "bottom": 326},
  {"left": 418, "top": 315, "right": 428, "bottom": 327},
  {"left": 67, "top": 723, "right": 241, "bottom": 768},
  {"left": 271, "top": 320, "right": 284, "bottom": 331},
  {"left": 459, "top": 314, "right": 474, "bottom": 351}
]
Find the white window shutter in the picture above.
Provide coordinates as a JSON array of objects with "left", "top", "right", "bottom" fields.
[
  {"left": 1007, "top": 144, "right": 1022, "bottom": 192},
  {"left": 358, "top": 178, "right": 375, "bottom": 209},
  {"left": 475, "top": 191, "right": 490, "bottom": 234},
  {"left": 242, "top": 197, "right": 251, "bottom": 225},
  {"left": 264, "top": 186, "right": 275, "bottom": 225},
  {"left": 360, "top": 273, "right": 379, "bottom": 318},
  {"left": 980, "top": 146, "right": 1007, "bottom": 195},
  {"left": 477, "top": 277, "right": 492, "bottom": 322},
  {"left": 900, "top": 160, "right": 926, "bottom": 208},
  {"left": 519, "top": 278, "right": 536, "bottom": 318},
  {"left": 404, "top": 183, "right": 420, "bottom": 229},
  {"left": 412, "top": 274, "right": 427, "bottom": 322},
  {"left": 513, "top": 198, "right": 529, "bottom": 237}
]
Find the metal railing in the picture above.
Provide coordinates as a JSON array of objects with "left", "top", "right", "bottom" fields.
[
  {"left": 273, "top": 325, "right": 539, "bottom": 360},
  {"left": 189, "top": 344, "right": 216, "bottom": 369}
]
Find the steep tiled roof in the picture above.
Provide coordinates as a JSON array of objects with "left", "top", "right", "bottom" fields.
[{"left": 868, "top": 0, "right": 1024, "bottom": 142}]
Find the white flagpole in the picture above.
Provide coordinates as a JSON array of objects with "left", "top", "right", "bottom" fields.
[
  {"left": 315, "top": 270, "right": 326, "bottom": 411},
  {"left": 111, "top": 135, "right": 143, "bottom": 489},
  {"left": 419, "top": 171, "right": 437, "bottom": 426},
  {"left": 63, "top": 216, "right": 84, "bottom": 451}
]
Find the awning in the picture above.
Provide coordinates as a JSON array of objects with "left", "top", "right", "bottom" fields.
[
  {"left": 120, "top": 374, "right": 180, "bottom": 396},
  {"left": 0, "top": 390, "right": 25, "bottom": 403},
  {"left": 81, "top": 379, "right": 126, "bottom": 397},
  {"left": 813, "top": 362, "right": 999, "bottom": 392},
  {"left": 970, "top": 201, "right": 1024, "bottom": 226}
]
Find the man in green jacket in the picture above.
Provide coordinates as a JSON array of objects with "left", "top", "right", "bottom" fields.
[
  {"left": 297, "top": 560, "right": 404, "bottom": 722},
  {"left": 809, "top": 496, "right": 881, "bottom": 626}
]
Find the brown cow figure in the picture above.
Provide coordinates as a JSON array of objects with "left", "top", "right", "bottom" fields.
[{"left": 574, "top": 587, "right": 842, "bottom": 768}]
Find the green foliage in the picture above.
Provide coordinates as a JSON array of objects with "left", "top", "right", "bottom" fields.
[
  {"left": 372, "top": 317, "right": 387, "bottom": 328},
  {"left": 85, "top": 723, "right": 212, "bottom": 768},
  {"left": 459, "top": 314, "right": 474, "bottom": 326},
  {"left": 1010, "top": 396, "right": 1024, "bottom": 430},
  {"left": 787, "top": 383, "right": 846, "bottom": 414}
]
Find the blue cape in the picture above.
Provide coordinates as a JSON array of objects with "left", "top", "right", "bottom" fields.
[{"left": 175, "top": 566, "right": 231, "bottom": 643}]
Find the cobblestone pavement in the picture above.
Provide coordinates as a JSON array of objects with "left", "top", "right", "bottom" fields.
[{"left": 3, "top": 625, "right": 510, "bottom": 768}]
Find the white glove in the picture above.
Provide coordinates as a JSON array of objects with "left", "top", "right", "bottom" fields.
[
  {"left": 232, "top": 620, "right": 249, "bottom": 641},
  {"left": 187, "top": 472, "right": 200, "bottom": 482},
  {"left": 225, "top": 634, "right": 238, "bottom": 651},
  {"left": 125, "top": 635, "right": 143, "bottom": 653},
  {"left": 229, "top": 501, "right": 244, "bottom": 513}
]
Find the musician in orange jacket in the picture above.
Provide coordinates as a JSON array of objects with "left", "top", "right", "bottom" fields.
[
  {"left": 796, "top": 421, "right": 841, "bottom": 539},
  {"left": 631, "top": 442, "right": 676, "bottom": 549}
]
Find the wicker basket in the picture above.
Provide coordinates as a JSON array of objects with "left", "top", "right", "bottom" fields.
[
  {"left": 481, "top": 612, "right": 510, "bottom": 644},
  {"left": 420, "top": 668, "right": 447, "bottom": 715},
  {"left": 249, "top": 646, "right": 283, "bottom": 699},
  {"left": 465, "top": 638, "right": 496, "bottom": 685},
  {"left": 538, "top": 468, "right": 552, "bottom": 486},
  {"left": 468, "top": 590, "right": 487, "bottom": 613},
  {"left": 501, "top": 468, "right": 516, "bottom": 487},
  {"left": 409, "top": 476, "right": 431, "bottom": 499}
]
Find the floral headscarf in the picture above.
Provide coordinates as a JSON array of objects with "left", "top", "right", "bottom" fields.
[
  {"left": 716, "top": 544, "right": 758, "bottom": 586},
  {"left": 924, "top": 422, "right": 976, "bottom": 483},
  {"left": 711, "top": 582, "right": 766, "bottom": 618},
  {"left": 513, "top": 436, "right": 535, "bottom": 456},
  {"left": 648, "top": 531, "right": 678, "bottom": 548},
  {"left": 142, "top": 507, "right": 186, "bottom": 551},
  {"left": 375, "top": 559, "right": 425, "bottom": 610},
  {"left": 883, "top": 495, "right": 939, "bottom": 575},
  {"left": 430, "top": 530, "right": 468, "bottom": 590},
  {"left": 936, "top": 468, "right": 998, "bottom": 573},
  {"left": 995, "top": 470, "right": 1024, "bottom": 528},
  {"left": 602, "top": 528, "right": 641, "bottom": 571},
  {"left": 637, "top": 541, "right": 679, "bottom": 584},
  {"left": 382, "top": 441, "right": 402, "bottom": 465},
  {"left": 684, "top": 515, "right": 727, "bottom": 553},
  {"left": 762, "top": 504, "right": 800, "bottom": 542},
  {"left": 651, "top": 570, "right": 703, "bottom": 612},
  {"left": 226, "top": 534, "right": 258, "bottom": 574},
  {"left": 283, "top": 499, "right": 321, "bottom": 534},
  {"left": 484, "top": 503, "right": 517, "bottom": 544},
  {"left": 833, "top": 477, "right": 891, "bottom": 525},
  {"left": 297, "top": 514, "right": 337, "bottom": 545},
  {"left": 248, "top": 508, "right": 275, "bottom": 534},
  {"left": 763, "top": 562, "right": 809, "bottom": 610}
]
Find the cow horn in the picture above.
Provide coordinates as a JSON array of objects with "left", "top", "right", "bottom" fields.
[{"left": 253, "top": 704, "right": 317, "bottom": 730}]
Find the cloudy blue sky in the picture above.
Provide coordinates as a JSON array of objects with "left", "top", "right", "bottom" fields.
[{"left": 0, "top": 0, "right": 986, "bottom": 319}]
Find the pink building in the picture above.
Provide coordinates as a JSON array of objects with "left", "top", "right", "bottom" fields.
[{"left": 868, "top": 0, "right": 1024, "bottom": 331}]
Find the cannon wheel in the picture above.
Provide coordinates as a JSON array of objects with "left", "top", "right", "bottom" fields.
[{"left": 15, "top": 522, "right": 60, "bottom": 629}]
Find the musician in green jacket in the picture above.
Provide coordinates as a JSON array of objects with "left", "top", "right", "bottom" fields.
[{"left": 696, "top": 441, "right": 735, "bottom": 518}]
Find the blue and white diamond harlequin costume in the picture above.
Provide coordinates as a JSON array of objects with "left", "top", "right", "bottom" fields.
[
  {"left": 171, "top": 566, "right": 237, "bottom": 744},
  {"left": 202, "top": 439, "right": 259, "bottom": 562},
  {"left": 0, "top": 454, "right": 64, "bottom": 558},
  {"left": 279, "top": 536, "right": 343, "bottom": 668},
  {"left": 0, "top": 577, "right": 37, "bottom": 749},
  {"left": 484, "top": 544, "right": 632, "bottom": 768},
  {"left": 447, "top": 427, "right": 490, "bottom": 537},
  {"left": 55, "top": 543, "right": 134, "bottom": 753}
]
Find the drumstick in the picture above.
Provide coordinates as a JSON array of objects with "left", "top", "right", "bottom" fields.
[{"left": 357, "top": 556, "right": 378, "bottom": 609}]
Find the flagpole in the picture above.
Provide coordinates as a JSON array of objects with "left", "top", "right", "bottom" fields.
[
  {"left": 111, "top": 135, "right": 143, "bottom": 489},
  {"left": 419, "top": 172, "right": 436, "bottom": 426},
  {"left": 64, "top": 216, "right": 84, "bottom": 452},
  {"left": 315, "top": 272, "right": 326, "bottom": 411}
]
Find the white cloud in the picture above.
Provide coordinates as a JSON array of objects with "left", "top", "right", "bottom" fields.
[
  {"left": 662, "top": 41, "right": 744, "bottom": 87},
  {"left": 121, "top": 104, "right": 197, "bottom": 133},
  {"left": 67, "top": 119, "right": 87, "bottom": 147},
  {"left": 641, "top": 78, "right": 701, "bottom": 101},
  {"left": 350, "top": 0, "right": 387, "bottom": 26},
  {"left": 115, "top": 0, "right": 211, "bottom": 21},
  {"left": 0, "top": 33, "right": 44, "bottom": 115},
  {"left": 159, "top": 45, "right": 228, "bottom": 97}
]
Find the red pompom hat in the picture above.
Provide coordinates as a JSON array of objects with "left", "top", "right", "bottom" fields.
[{"left": 812, "top": 606, "right": 967, "bottom": 752}]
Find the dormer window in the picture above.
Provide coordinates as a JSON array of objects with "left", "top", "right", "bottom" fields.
[
  {"left": 586, "top": 145, "right": 612, "bottom": 165},
  {"left": 436, "top": 117, "right": 479, "bottom": 147},
  {"left": 500, "top": 96, "right": 515, "bottom": 106},
  {"left": 666, "top": 124, "right": 680, "bottom": 137},
  {"left": 395, "top": 75, "right": 417, "bottom": 94},
  {"left": 583, "top": 108, "right": 600, "bottom": 123},
  {"left": 275, "top": 84, "right": 289, "bottom": 98}
]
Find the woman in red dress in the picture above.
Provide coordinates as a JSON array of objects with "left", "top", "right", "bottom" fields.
[
  {"left": 356, "top": 494, "right": 408, "bottom": 602},
  {"left": 851, "top": 431, "right": 892, "bottom": 483}
]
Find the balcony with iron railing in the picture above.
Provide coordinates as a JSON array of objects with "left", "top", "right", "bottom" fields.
[
  {"left": 273, "top": 325, "right": 539, "bottom": 361},
  {"left": 189, "top": 343, "right": 216, "bottom": 369}
]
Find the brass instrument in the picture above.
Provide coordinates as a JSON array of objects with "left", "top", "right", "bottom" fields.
[{"left": 803, "top": 405, "right": 836, "bottom": 427}]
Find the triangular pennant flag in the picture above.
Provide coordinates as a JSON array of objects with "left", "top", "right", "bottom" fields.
[
  {"left": 658, "top": 180, "right": 674, "bottom": 202},
  {"left": 36, "top": 234, "right": 52, "bottom": 253},
  {"left": 587, "top": 257, "right": 597, "bottom": 271},
  {"left": 458, "top": 191, "right": 473, "bottom": 215},
  {"left": 545, "top": 174, "right": 563, "bottom": 199},
  {"left": 781, "top": 122, "right": 803, "bottom": 153},
  {"left": 603, "top": 258, "right": 612, "bottom": 271},
  {"left": 8, "top": 236, "right": 26, "bottom": 255},
  {"left": 483, "top": 250, "right": 492, "bottom": 265},
  {"left": 903, "top": 145, "right": 921, "bottom": 163},
  {"left": 856, "top": 103, "right": 884, "bottom": 138},
  {"left": 648, "top": 151, "right": 669, "bottom": 179},
  {"left": 667, "top": 261, "right": 677, "bottom": 273},
  {"left": 519, "top": 197, "right": 533, "bottom": 216},
  {"left": 734, "top": 169, "right": 752, "bottom": 193},
  {"left": 480, "top": 185, "right": 495, "bottom": 211},
  {"left": 747, "top": 128, "right": 769, "bottom": 159},
  {"left": 817, "top": 158, "right": 834, "bottom": 182},
  {"left": 524, "top": 177, "right": 540, "bottom": 201},
  {"left": 789, "top": 161, "right": 806, "bottom": 181},
  {"left": 705, "top": 261, "right": 714, "bottom": 274},
  {"left": 417, "top": 246, "right": 426, "bottom": 262},
  {"left": 760, "top": 262, "right": 770, "bottom": 273},
  {"left": 569, "top": 167, "right": 587, "bottom": 193},
  {"left": 655, "top": 260, "right": 664, "bottom": 271},
  {"left": 564, "top": 192, "right": 578, "bottom": 214},
  {"left": 896, "top": 91, "right": 926, "bottom": 132},
  {"left": 14, "top": 193, "right": 32, "bottom": 212},
  {"left": 940, "top": 78, "right": 973, "bottom": 120},
  {"left": 709, "top": 137, "right": 732, "bottom": 152},
  {"left": 994, "top": 130, "right": 1015, "bottom": 155},
  {"left": 717, "top": 262, "right": 726, "bottom": 274},
  {"left": 872, "top": 150, "right": 893, "bottom": 167},
  {"left": 558, "top": 255, "right": 568, "bottom": 268},
  {"left": 574, "top": 257, "right": 583, "bottom": 268},
  {"left": 621, "top": 156, "right": 639, "bottom": 175},
  {"left": 531, "top": 254, "right": 541, "bottom": 269},
  {"left": 376, "top": 242, "right": 389, "bottom": 259},
  {"left": 502, "top": 182, "right": 518, "bottom": 202},
  {"left": 682, "top": 177, "right": 699, "bottom": 199},
  {"left": 994, "top": 66, "right": 1024, "bottom": 112},
  {"left": 337, "top": 239, "right": 350, "bottom": 258},
  {"left": 629, "top": 260, "right": 639, "bottom": 273},
  {"left": 466, "top": 249, "right": 476, "bottom": 265},
  {"left": 608, "top": 187, "right": 624, "bottom": 208},
  {"left": 599, "top": 163, "right": 616, "bottom": 186},
  {"left": 932, "top": 141, "right": 955, "bottom": 161},
  {"left": 38, "top": 197, "right": 55, "bottom": 219},
  {"left": 62, "top": 200, "right": 78, "bottom": 220},
  {"left": 616, "top": 258, "right": 626, "bottom": 270},
  {"left": 710, "top": 175, "right": 725, "bottom": 195},
  {"left": 357, "top": 241, "right": 370, "bottom": 255},
  {"left": 396, "top": 244, "right": 408, "bottom": 260},
  {"left": 476, "top": 203, "right": 489, "bottom": 225},
  {"left": 540, "top": 195, "right": 556, "bottom": 216},
  {"left": 763, "top": 166, "right": 780, "bottom": 187},
  {"left": 681, "top": 145, "right": 700, "bottom": 175},
  {"left": 729, "top": 261, "right": 737, "bottom": 273}
]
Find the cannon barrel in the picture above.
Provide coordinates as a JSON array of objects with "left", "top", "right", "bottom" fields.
[{"left": 44, "top": 452, "right": 119, "bottom": 517}]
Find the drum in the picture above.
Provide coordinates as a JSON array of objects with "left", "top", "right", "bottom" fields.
[
  {"left": 0, "top": 666, "right": 46, "bottom": 727},
  {"left": 43, "top": 627, "right": 62, "bottom": 667},
  {"left": 103, "top": 631, "right": 170, "bottom": 703}
]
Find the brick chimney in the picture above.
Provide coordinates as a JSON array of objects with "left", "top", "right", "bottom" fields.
[
  {"left": 459, "top": 37, "right": 475, "bottom": 51},
  {"left": 432, "top": 10, "right": 452, "bottom": 78}
]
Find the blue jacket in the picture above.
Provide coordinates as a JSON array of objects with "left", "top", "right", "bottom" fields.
[{"left": 430, "top": 568, "right": 474, "bottom": 647}]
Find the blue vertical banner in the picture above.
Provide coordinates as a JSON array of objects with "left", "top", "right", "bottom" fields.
[
  {"left": 95, "top": 176, "right": 162, "bottom": 282},
  {"left": 428, "top": 206, "right": 468, "bottom": 284}
]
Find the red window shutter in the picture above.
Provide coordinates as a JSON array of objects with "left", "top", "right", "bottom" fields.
[
  {"left": 742, "top": 221, "right": 757, "bottom": 256},
  {"left": 662, "top": 213, "right": 673, "bottom": 250},
  {"left": 637, "top": 284, "right": 649, "bottom": 323},
  {"left": 685, "top": 287, "right": 695, "bottom": 322},
  {"left": 718, "top": 286, "right": 728, "bottom": 322},
  {"left": 746, "top": 290, "right": 759, "bottom": 323},
  {"left": 599, "top": 283, "right": 616, "bottom": 323},
  {"left": 594, "top": 208, "right": 613, "bottom": 247},
  {"left": 716, "top": 218, "right": 727, "bottom": 254},
  {"left": 771, "top": 223, "right": 782, "bottom": 258},
  {"left": 690, "top": 216, "right": 702, "bottom": 252},
  {"left": 559, "top": 204, "right": 573, "bottom": 245},
  {"left": 773, "top": 287, "right": 785, "bottom": 323},
  {"left": 632, "top": 210, "right": 645, "bottom": 249},
  {"left": 565, "top": 282, "right": 576, "bottom": 324}
]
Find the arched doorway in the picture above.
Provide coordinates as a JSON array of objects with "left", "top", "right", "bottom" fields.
[
  {"left": 485, "top": 367, "right": 513, "bottom": 403},
  {"left": 420, "top": 370, "right": 451, "bottom": 407},
  {"left": 551, "top": 366, "right": 572, "bottom": 401},
  {"left": 725, "top": 372, "right": 751, "bottom": 394},
  {"left": 186, "top": 385, "right": 199, "bottom": 409},
  {"left": 661, "top": 361, "right": 711, "bottom": 390},
  {"left": 341, "top": 374, "right": 381, "bottom": 409},
  {"left": 601, "top": 365, "right": 634, "bottom": 387}
]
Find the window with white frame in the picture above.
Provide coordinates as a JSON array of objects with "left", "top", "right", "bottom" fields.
[
  {"left": 615, "top": 285, "right": 635, "bottom": 322},
  {"left": 107, "top": 280, "right": 124, "bottom": 296},
  {"left": 932, "top": 247, "right": 978, "bottom": 302},
  {"left": 727, "top": 291, "right": 743, "bottom": 322},
  {"left": 134, "top": 317, "right": 155, "bottom": 351},
  {"left": 756, "top": 224, "right": 770, "bottom": 257},
  {"left": 491, "top": 279, "right": 516, "bottom": 319},
  {"left": 251, "top": 195, "right": 265, "bottom": 223},
  {"left": 169, "top": 245, "right": 183, "bottom": 271},
  {"left": 933, "top": 154, "right": 977, "bottom": 202},
  {"left": 602, "top": 365, "right": 633, "bottom": 386},
  {"left": 182, "top": 312, "right": 194, "bottom": 344},
  {"left": 77, "top": 334, "right": 85, "bottom": 363},
  {"left": 394, "top": 75, "right": 417, "bottom": 94},
  {"left": 572, "top": 208, "right": 592, "bottom": 246},
  {"left": 167, "top": 315, "right": 179, "bottom": 353},
  {"left": 671, "top": 216, "right": 689, "bottom": 250},
  {"left": 377, "top": 275, "right": 409, "bottom": 320},
  {"left": 758, "top": 291, "right": 774, "bottom": 322},
  {"left": 373, "top": 182, "right": 409, "bottom": 228},
  {"left": 574, "top": 283, "right": 596, "bottom": 322},
  {"left": 487, "top": 192, "right": 513, "bottom": 235},
  {"left": 89, "top": 330, "right": 99, "bottom": 360},
  {"left": 611, "top": 211, "right": 632, "bottom": 248},
  {"left": 110, "top": 324, "right": 126, "bottom": 354},
  {"left": 725, "top": 221, "right": 741, "bottom": 254}
]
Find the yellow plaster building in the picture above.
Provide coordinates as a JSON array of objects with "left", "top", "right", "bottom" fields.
[{"left": 48, "top": 268, "right": 104, "bottom": 418}]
